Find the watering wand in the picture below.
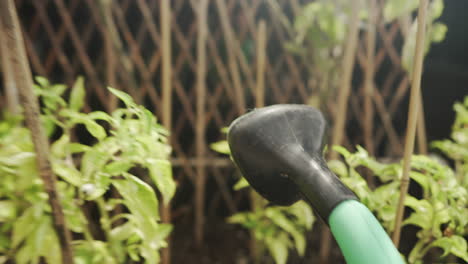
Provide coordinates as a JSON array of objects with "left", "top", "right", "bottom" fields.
[{"left": 227, "top": 104, "right": 404, "bottom": 264}]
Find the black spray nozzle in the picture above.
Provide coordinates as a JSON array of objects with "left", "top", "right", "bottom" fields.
[{"left": 228, "top": 104, "right": 357, "bottom": 221}]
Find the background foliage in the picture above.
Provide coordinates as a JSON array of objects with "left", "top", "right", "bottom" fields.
[{"left": 0, "top": 78, "right": 175, "bottom": 264}]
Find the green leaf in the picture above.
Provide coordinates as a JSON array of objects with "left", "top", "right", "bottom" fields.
[
  {"left": 110, "top": 221, "right": 135, "bottom": 242},
  {"left": 12, "top": 207, "right": 41, "bottom": 248},
  {"left": 430, "top": 236, "right": 468, "bottom": 262},
  {"left": 69, "top": 76, "right": 85, "bottom": 111},
  {"left": 403, "top": 196, "right": 433, "bottom": 229},
  {"left": 0, "top": 201, "right": 16, "bottom": 221},
  {"left": 88, "top": 111, "right": 112, "bottom": 122},
  {"left": 288, "top": 201, "right": 315, "bottom": 230},
  {"left": 405, "top": 196, "right": 433, "bottom": 215},
  {"left": 35, "top": 76, "right": 49, "bottom": 88},
  {"left": 409, "top": 171, "right": 428, "bottom": 192},
  {"left": 383, "top": 0, "right": 418, "bottom": 22},
  {"left": 328, "top": 159, "right": 348, "bottom": 177},
  {"left": 38, "top": 217, "right": 61, "bottom": 264},
  {"left": 265, "top": 207, "right": 306, "bottom": 256},
  {"left": 431, "top": 23, "right": 448, "bottom": 43},
  {"left": 265, "top": 233, "right": 290, "bottom": 264},
  {"left": 51, "top": 84, "right": 67, "bottom": 97},
  {"left": 84, "top": 120, "right": 106, "bottom": 140},
  {"left": 103, "top": 160, "right": 134, "bottom": 176},
  {"left": 210, "top": 141, "right": 231, "bottom": 155},
  {"left": 432, "top": 207, "right": 450, "bottom": 238},
  {"left": 332, "top": 145, "right": 351, "bottom": 159},
  {"left": 113, "top": 175, "right": 159, "bottom": 221},
  {"left": 51, "top": 134, "right": 70, "bottom": 158},
  {"left": 146, "top": 158, "right": 175, "bottom": 204},
  {"left": 108, "top": 87, "right": 136, "bottom": 108},
  {"left": 233, "top": 177, "right": 250, "bottom": 190},
  {"left": 53, "top": 162, "right": 83, "bottom": 186},
  {"left": 67, "top": 143, "right": 91, "bottom": 153},
  {"left": 81, "top": 149, "right": 112, "bottom": 179},
  {"left": 429, "top": 0, "right": 444, "bottom": 20}
]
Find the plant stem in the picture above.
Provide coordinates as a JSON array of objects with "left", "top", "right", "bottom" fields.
[
  {"left": 0, "top": 0, "right": 74, "bottom": 263},
  {"left": 96, "top": 197, "right": 119, "bottom": 263},
  {"left": 392, "top": 0, "right": 429, "bottom": 247},
  {"left": 364, "top": 0, "right": 378, "bottom": 188}
]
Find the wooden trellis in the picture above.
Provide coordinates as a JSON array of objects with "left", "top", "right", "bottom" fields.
[{"left": 1, "top": 0, "right": 413, "bottom": 248}]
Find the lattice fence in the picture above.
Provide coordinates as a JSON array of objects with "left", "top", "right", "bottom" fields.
[{"left": 2, "top": 0, "right": 412, "bottom": 246}]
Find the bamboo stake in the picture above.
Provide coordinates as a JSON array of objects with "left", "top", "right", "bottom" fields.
[
  {"left": 0, "top": 24, "right": 19, "bottom": 114},
  {"left": 255, "top": 21, "right": 266, "bottom": 109},
  {"left": 320, "top": 2, "right": 361, "bottom": 263},
  {"left": 161, "top": 0, "right": 172, "bottom": 263},
  {"left": 0, "top": 0, "right": 74, "bottom": 263},
  {"left": 195, "top": 0, "right": 208, "bottom": 247},
  {"left": 215, "top": 0, "right": 246, "bottom": 114},
  {"left": 416, "top": 93, "right": 428, "bottom": 154},
  {"left": 249, "top": 19, "right": 267, "bottom": 263},
  {"left": 101, "top": 0, "right": 117, "bottom": 110},
  {"left": 392, "top": 0, "right": 429, "bottom": 247},
  {"left": 363, "top": 0, "right": 377, "bottom": 188},
  {"left": 399, "top": 10, "right": 428, "bottom": 156},
  {"left": 364, "top": 0, "right": 377, "bottom": 157}
]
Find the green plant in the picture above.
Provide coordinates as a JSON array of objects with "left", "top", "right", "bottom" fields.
[
  {"left": 281, "top": 0, "right": 447, "bottom": 108},
  {"left": 211, "top": 140, "right": 315, "bottom": 264},
  {"left": 0, "top": 77, "right": 175, "bottom": 263},
  {"left": 330, "top": 97, "right": 468, "bottom": 264},
  {"left": 331, "top": 146, "right": 467, "bottom": 263},
  {"left": 432, "top": 96, "right": 468, "bottom": 186}
]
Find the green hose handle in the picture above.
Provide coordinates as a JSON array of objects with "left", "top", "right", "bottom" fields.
[{"left": 329, "top": 200, "right": 405, "bottom": 264}]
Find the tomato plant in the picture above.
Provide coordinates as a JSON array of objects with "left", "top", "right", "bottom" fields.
[{"left": 0, "top": 77, "right": 175, "bottom": 263}]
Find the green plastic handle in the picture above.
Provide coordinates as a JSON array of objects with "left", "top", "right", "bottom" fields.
[{"left": 329, "top": 200, "right": 404, "bottom": 264}]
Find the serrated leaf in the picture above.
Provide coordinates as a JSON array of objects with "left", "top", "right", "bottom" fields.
[
  {"left": 53, "top": 162, "right": 83, "bottom": 186},
  {"left": 35, "top": 76, "right": 49, "bottom": 87},
  {"left": 51, "top": 134, "right": 70, "bottom": 158},
  {"left": 332, "top": 145, "right": 351, "bottom": 159},
  {"left": 69, "top": 76, "right": 85, "bottom": 111},
  {"left": 110, "top": 221, "right": 135, "bottom": 241},
  {"left": 328, "top": 159, "right": 348, "bottom": 177},
  {"left": 288, "top": 201, "right": 315, "bottom": 229},
  {"left": 265, "top": 233, "right": 289, "bottom": 264},
  {"left": 409, "top": 171, "right": 428, "bottom": 192},
  {"left": 84, "top": 120, "right": 106, "bottom": 140},
  {"left": 88, "top": 111, "right": 112, "bottom": 122},
  {"left": 405, "top": 196, "right": 433, "bottom": 215},
  {"left": 12, "top": 207, "right": 40, "bottom": 248},
  {"left": 103, "top": 160, "right": 133, "bottom": 176},
  {"left": 81, "top": 149, "right": 112, "bottom": 179},
  {"left": 265, "top": 207, "right": 307, "bottom": 256},
  {"left": 108, "top": 87, "right": 136, "bottom": 108},
  {"left": 146, "top": 158, "right": 175, "bottom": 204},
  {"left": 430, "top": 236, "right": 468, "bottom": 262},
  {"left": 51, "top": 84, "right": 67, "bottom": 97},
  {"left": 67, "top": 143, "right": 91, "bottom": 153},
  {"left": 113, "top": 175, "right": 159, "bottom": 221}
]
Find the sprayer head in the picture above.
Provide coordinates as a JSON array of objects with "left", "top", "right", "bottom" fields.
[{"left": 228, "top": 104, "right": 327, "bottom": 205}]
